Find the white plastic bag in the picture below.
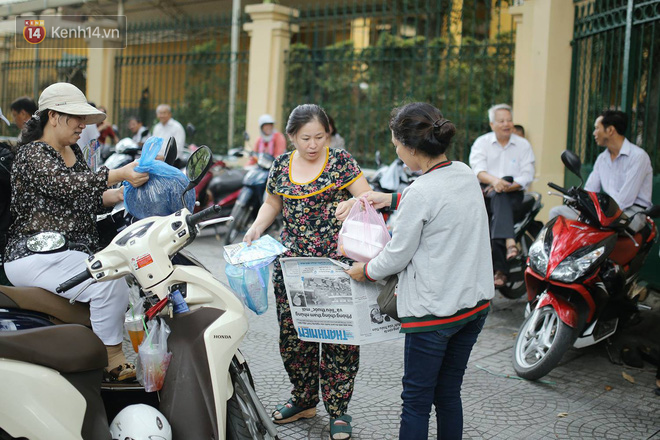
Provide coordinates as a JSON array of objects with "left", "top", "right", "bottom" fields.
[
  {"left": 338, "top": 197, "right": 391, "bottom": 262},
  {"left": 137, "top": 319, "right": 172, "bottom": 392}
]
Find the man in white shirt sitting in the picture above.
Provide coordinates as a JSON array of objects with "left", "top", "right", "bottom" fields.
[
  {"left": 152, "top": 104, "right": 185, "bottom": 158},
  {"left": 550, "top": 110, "right": 653, "bottom": 232},
  {"left": 469, "top": 104, "right": 536, "bottom": 288}
]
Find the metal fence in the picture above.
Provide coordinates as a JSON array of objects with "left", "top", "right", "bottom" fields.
[
  {"left": 113, "top": 13, "right": 250, "bottom": 153},
  {"left": 0, "top": 35, "right": 88, "bottom": 138},
  {"left": 568, "top": 0, "right": 660, "bottom": 172},
  {"left": 283, "top": 0, "right": 516, "bottom": 166},
  {"left": 567, "top": 0, "right": 660, "bottom": 286}
]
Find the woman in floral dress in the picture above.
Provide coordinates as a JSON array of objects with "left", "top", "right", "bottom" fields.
[{"left": 243, "top": 104, "right": 371, "bottom": 440}]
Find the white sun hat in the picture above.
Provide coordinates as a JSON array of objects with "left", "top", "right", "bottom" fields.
[
  {"left": 0, "top": 107, "right": 9, "bottom": 126},
  {"left": 37, "top": 82, "right": 106, "bottom": 124}
]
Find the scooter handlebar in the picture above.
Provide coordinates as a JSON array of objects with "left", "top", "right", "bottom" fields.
[
  {"left": 547, "top": 182, "right": 569, "bottom": 195},
  {"left": 56, "top": 269, "right": 92, "bottom": 293},
  {"left": 187, "top": 204, "right": 223, "bottom": 227}
]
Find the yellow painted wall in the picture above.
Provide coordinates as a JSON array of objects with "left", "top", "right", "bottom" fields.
[{"left": 510, "top": 0, "right": 574, "bottom": 222}]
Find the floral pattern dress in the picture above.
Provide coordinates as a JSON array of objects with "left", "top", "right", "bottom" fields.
[
  {"left": 267, "top": 146, "right": 362, "bottom": 417},
  {"left": 5, "top": 141, "right": 109, "bottom": 262}
]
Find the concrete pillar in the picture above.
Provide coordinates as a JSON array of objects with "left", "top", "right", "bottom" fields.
[
  {"left": 510, "top": 0, "right": 574, "bottom": 221},
  {"left": 85, "top": 27, "right": 123, "bottom": 124},
  {"left": 243, "top": 3, "right": 299, "bottom": 149},
  {"left": 449, "top": 0, "right": 463, "bottom": 45}
]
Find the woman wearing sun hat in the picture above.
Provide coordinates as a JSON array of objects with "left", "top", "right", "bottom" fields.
[{"left": 3, "top": 82, "right": 149, "bottom": 381}]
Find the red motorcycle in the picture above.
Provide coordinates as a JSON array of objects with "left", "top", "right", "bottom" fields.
[{"left": 512, "top": 150, "right": 660, "bottom": 380}]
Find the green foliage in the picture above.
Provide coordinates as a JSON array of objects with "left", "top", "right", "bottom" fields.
[
  {"left": 176, "top": 40, "right": 247, "bottom": 153},
  {"left": 284, "top": 31, "right": 515, "bottom": 166}
]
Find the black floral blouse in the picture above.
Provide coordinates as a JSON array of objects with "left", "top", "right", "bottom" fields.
[
  {"left": 267, "top": 147, "right": 362, "bottom": 258},
  {"left": 4, "top": 141, "right": 109, "bottom": 262}
]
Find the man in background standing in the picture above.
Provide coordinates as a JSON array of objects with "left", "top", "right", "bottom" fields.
[
  {"left": 9, "top": 97, "right": 37, "bottom": 130},
  {"left": 152, "top": 104, "right": 185, "bottom": 158}
]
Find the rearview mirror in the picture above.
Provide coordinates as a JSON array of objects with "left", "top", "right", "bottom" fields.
[
  {"left": 560, "top": 150, "right": 583, "bottom": 184},
  {"left": 164, "top": 137, "right": 178, "bottom": 166},
  {"left": 27, "top": 232, "right": 66, "bottom": 253},
  {"left": 186, "top": 145, "right": 213, "bottom": 185}
]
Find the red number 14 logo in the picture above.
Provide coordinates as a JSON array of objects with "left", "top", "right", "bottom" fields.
[{"left": 23, "top": 20, "right": 46, "bottom": 44}]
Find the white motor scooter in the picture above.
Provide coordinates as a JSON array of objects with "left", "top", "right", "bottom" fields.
[{"left": 0, "top": 146, "right": 279, "bottom": 440}]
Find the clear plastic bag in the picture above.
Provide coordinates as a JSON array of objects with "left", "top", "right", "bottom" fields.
[
  {"left": 124, "top": 137, "right": 195, "bottom": 219},
  {"left": 338, "top": 197, "right": 391, "bottom": 262},
  {"left": 137, "top": 318, "right": 172, "bottom": 392},
  {"left": 225, "top": 258, "right": 270, "bottom": 315}
]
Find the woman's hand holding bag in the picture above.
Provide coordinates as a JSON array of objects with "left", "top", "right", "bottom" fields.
[
  {"left": 338, "top": 196, "right": 390, "bottom": 263},
  {"left": 124, "top": 137, "right": 195, "bottom": 219}
]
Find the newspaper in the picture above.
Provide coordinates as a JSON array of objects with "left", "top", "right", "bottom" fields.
[
  {"left": 81, "top": 139, "right": 102, "bottom": 172},
  {"left": 280, "top": 257, "right": 401, "bottom": 345}
]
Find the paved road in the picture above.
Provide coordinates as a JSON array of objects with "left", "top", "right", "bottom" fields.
[{"left": 186, "top": 231, "right": 660, "bottom": 440}]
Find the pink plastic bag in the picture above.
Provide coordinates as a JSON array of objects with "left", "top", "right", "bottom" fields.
[{"left": 338, "top": 197, "right": 391, "bottom": 262}]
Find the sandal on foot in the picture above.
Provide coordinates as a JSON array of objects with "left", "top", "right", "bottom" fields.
[
  {"left": 104, "top": 362, "right": 136, "bottom": 382},
  {"left": 506, "top": 245, "right": 519, "bottom": 261},
  {"left": 329, "top": 415, "right": 352, "bottom": 440},
  {"left": 494, "top": 271, "right": 507, "bottom": 288},
  {"left": 271, "top": 398, "right": 316, "bottom": 424}
]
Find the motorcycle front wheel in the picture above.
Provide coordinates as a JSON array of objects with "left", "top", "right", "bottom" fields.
[
  {"left": 512, "top": 305, "right": 577, "bottom": 380},
  {"left": 226, "top": 363, "right": 279, "bottom": 440}
]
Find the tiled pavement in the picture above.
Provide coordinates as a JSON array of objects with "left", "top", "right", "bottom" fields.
[{"left": 165, "top": 234, "right": 660, "bottom": 439}]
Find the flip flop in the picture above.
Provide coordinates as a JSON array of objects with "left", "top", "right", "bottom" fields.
[
  {"left": 104, "top": 362, "right": 136, "bottom": 382},
  {"left": 506, "top": 245, "right": 519, "bottom": 261},
  {"left": 494, "top": 271, "right": 507, "bottom": 288}
]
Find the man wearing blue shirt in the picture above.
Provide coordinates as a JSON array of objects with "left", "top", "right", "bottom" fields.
[{"left": 551, "top": 110, "right": 653, "bottom": 232}]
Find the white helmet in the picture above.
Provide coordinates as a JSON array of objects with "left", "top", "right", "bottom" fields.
[
  {"left": 109, "top": 404, "right": 172, "bottom": 440},
  {"left": 258, "top": 113, "right": 275, "bottom": 129}
]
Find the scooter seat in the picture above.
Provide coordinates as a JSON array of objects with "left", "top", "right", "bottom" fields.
[
  {"left": 0, "top": 324, "right": 107, "bottom": 373},
  {"left": 514, "top": 193, "right": 537, "bottom": 222},
  {"left": 0, "top": 286, "right": 91, "bottom": 327},
  {"left": 209, "top": 168, "right": 246, "bottom": 196},
  {"left": 520, "top": 193, "right": 536, "bottom": 212}
]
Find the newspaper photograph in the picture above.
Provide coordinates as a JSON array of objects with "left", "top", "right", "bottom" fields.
[{"left": 280, "top": 257, "right": 401, "bottom": 345}]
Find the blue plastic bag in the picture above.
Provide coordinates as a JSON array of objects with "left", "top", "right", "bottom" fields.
[
  {"left": 124, "top": 137, "right": 195, "bottom": 219},
  {"left": 225, "top": 258, "right": 270, "bottom": 315}
]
